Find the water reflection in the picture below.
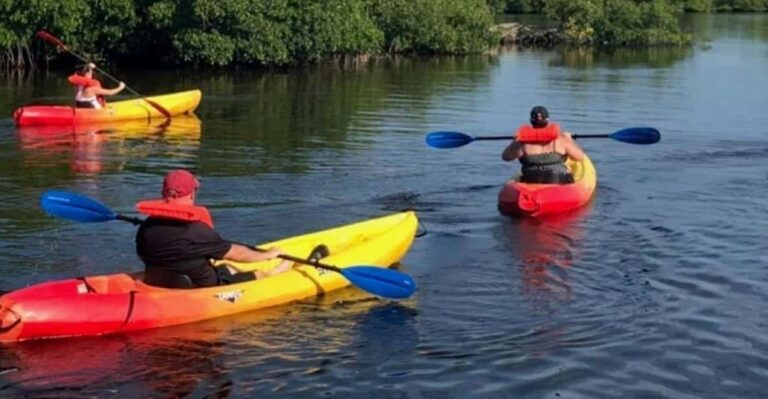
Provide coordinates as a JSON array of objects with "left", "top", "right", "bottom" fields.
[
  {"left": 498, "top": 206, "right": 591, "bottom": 311},
  {"left": 15, "top": 115, "right": 202, "bottom": 175},
  {"left": 682, "top": 13, "right": 768, "bottom": 40},
  {"left": 0, "top": 314, "right": 237, "bottom": 398},
  {"left": 190, "top": 56, "right": 495, "bottom": 176},
  {"left": 550, "top": 46, "right": 694, "bottom": 69}
]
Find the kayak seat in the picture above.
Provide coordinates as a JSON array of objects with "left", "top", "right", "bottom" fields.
[
  {"left": 308, "top": 244, "right": 330, "bottom": 263},
  {"left": 215, "top": 265, "right": 256, "bottom": 285},
  {"left": 143, "top": 268, "right": 194, "bottom": 289}
]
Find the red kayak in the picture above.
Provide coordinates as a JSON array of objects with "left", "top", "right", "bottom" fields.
[
  {"left": 12, "top": 90, "right": 201, "bottom": 126},
  {"left": 498, "top": 155, "right": 596, "bottom": 217}
]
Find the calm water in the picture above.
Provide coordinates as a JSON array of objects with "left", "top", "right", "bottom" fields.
[{"left": 1, "top": 14, "right": 768, "bottom": 398}]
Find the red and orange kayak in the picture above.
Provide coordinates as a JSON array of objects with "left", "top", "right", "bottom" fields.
[
  {"left": 12, "top": 90, "right": 202, "bottom": 126},
  {"left": 0, "top": 211, "right": 418, "bottom": 342},
  {"left": 498, "top": 155, "right": 596, "bottom": 217}
]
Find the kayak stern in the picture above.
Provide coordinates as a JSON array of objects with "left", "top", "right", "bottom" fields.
[{"left": 498, "top": 156, "right": 597, "bottom": 217}]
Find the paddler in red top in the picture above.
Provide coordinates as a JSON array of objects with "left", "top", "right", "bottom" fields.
[
  {"left": 67, "top": 62, "right": 126, "bottom": 109},
  {"left": 501, "top": 106, "right": 586, "bottom": 184},
  {"left": 135, "top": 169, "right": 293, "bottom": 288}
]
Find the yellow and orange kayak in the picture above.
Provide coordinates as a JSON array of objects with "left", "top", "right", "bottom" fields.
[
  {"left": 498, "top": 155, "right": 597, "bottom": 217},
  {"left": 12, "top": 90, "right": 202, "bottom": 126},
  {"left": 0, "top": 211, "right": 418, "bottom": 342}
]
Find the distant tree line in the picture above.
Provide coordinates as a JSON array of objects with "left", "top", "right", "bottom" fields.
[
  {"left": 0, "top": 0, "right": 496, "bottom": 69},
  {"left": 492, "top": 0, "right": 768, "bottom": 13},
  {"left": 489, "top": 0, "right": 694, "bottom": 45},
  {"left": 491, "top": 0, "right": 767, "bottom": 46},
  {"left": 1, "top": 0, "right": 764, "bottom": 69}
]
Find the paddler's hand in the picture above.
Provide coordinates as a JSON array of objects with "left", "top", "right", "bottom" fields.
[
  {"left": 117, "top": 81, "right": 126, "bottom": 90},
  {"left": 264, "top": 247, "right": 284, "bottom": 259}
]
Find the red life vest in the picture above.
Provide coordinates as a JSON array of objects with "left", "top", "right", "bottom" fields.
[
  {"left": 67, "top": 74, "right": 102, "bottom": 88},
  {"left": 515, "top": 122, "right": 561, "bottom": 143},
  {"left": 136, "top": 200, "right": 214, "bottom": 228},
  {"left": 67, "top": 74, "right": 106, "bottom": 107}
]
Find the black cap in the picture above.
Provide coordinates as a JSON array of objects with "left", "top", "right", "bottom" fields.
[
  {"left": 530, "top": 106, "right": 549, "bottom": 127},
  {"left": 530, "top": 106, "right": 549, "bottom": 120}
]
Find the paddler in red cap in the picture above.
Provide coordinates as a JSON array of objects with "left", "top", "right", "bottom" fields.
[{"left": 135, "top": 169, "right": 293, "bottom": 288}]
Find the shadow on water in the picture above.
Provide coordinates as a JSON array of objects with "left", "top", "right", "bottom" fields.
[{"left": 352, "top": 302, "right": 420, "bottom": 362}]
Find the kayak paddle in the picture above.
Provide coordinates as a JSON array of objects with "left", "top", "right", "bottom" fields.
[
  {"left": 40, "top": 190, "right": 416, "bottom": 300},
  {"left": 425, "top": 127, "right": 661, "bottom": 149},
  {"left": 36, "top": 30, "right": 172, "bottom": 119}
]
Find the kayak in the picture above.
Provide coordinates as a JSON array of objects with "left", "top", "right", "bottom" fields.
[
  {"left": 498, "top": 155, "right": 596, "bottom": 217},
  {"left": 12, "top": 90, "right": 202, "bottom": 126},
  {"left": 0, "top": 211, "right": 418, "bottom": 342}
]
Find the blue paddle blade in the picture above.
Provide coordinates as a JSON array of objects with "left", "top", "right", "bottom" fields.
[
  {"left": 425, "top": 131, "right": 475, "bottom": 149},
  {"left": 340, "top": 266, "right": 417, "bottom": 300},
  {"left": 40, "top": 190, "right": 117, "bottom": 223},
  {"left": 611, "top": 127, "right": 661, "bottom": 145}
]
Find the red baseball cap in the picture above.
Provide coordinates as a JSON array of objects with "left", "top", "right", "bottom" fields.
[{"left": 162, "top": 169, "right": 199, "bottom": 199}]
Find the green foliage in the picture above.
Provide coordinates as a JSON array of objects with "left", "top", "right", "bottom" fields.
[
  {"left": 287, "top": 0, "right": 383, "bottom": 61},
  {"left": 683, "top": 0, "right": 714, "bottom": 11},
  {"left": 0, "top": 0, "right": 492, "bottom": 68},
  {"left": 544, "top": 0, "right": 692, "bottom": 46},
  {"left": 172, "top": 30, "right": 237, "bottom": 66},
  {"left": 146, "top": 0, "right": 176, "bottom": 29},
  {"left": 167, "top": 0, "right": 494, "bottom": 64},
  {"left": 501, "top": 0, "right": 547, "bottom": 13},
  {"left": 170, "top": 0, "right": 293, "bottom": 66},
  {"left": 0, "top": 0, "right": 137, "bottom": 67},
  {"left": 370, "top": 0, "right": 496, "bottom": 53},
  {"left": 16, "top": 0, "right": 765, "bottom": 67}
]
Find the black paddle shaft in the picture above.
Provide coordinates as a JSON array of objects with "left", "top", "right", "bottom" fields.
[
  {"left": 472, "top": 134, "right": 610, "bottom": 141},
  {"left": 240, "top": 243, "right": 342, "bottom": 272}
]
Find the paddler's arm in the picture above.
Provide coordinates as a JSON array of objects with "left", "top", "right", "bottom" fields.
[
  {"left": 91, "top": 82, "right": 126, "bottom": 97},
  {"left": 560, "top": 132, "right": 586, "bottom": 161},
  {"left": 222, "top": 244, "right": 283, "bottom": 264},
  {"left": 501, "top": 140, "right": 523, "bottom": 161},
  {"left": 220, "top": 244, "right": 293, "bottom": 278}
]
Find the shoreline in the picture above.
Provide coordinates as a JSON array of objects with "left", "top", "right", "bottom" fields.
[{"left": 495, "top": 23, "right": 564, "bottom": 48}]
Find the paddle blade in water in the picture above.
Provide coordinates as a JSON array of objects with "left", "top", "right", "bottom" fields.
[
  {"left": 40, "top": 191, "right": 117, "bottom": 223},
  {"left": 340, "top": 266, "right": 417, "bottom": 299},
  {"left": 425, "top": 131, "right": 475, "bottom": 149},
  {"left": 611, "top": 127, "right": 661, "bottom": 145}
]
